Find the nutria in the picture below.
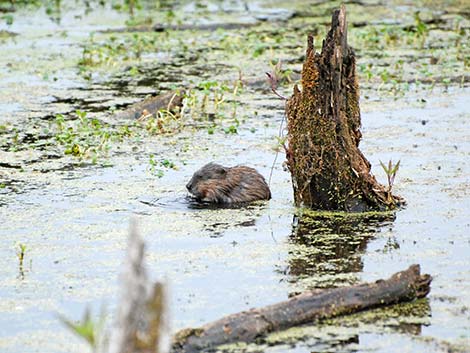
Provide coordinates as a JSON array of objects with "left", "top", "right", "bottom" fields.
[{"left": 186, "top": 163, "right": 271, "bottom": 203}]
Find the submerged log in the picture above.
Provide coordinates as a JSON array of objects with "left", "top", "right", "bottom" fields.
[
  {"left": 172, "top": 265, "right": 431, "bottom": 352},
  {"left": 100, "top": 22, "right": 259, "bottom": 34},
  {"left": 115, "top": 90, "right": 185, "bottom": 120},
  {"left": 285, "top": 5, "right": 403, "bottom": 211}
]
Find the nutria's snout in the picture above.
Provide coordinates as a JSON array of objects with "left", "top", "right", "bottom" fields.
[{"left": 186, "top": 162, "right": 271, "bottom": 204}]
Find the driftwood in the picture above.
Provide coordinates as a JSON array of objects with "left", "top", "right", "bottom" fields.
[
  {"left": 115, "top": 90, "right": 185, "bottom": 120},
  {"left": 285, "top": 5, "right": 403, "bottom": 211},
  {"left": 172, "top": 265, "right": 431, "bottom": 352}
]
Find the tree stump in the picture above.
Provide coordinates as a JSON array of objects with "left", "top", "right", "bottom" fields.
[{"left": 285, "top": 5, "right": 403, "bottom": 211}]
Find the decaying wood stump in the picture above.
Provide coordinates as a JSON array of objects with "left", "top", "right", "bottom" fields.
[
  {"left": 285, "top": 5, "right": 403, "bottom": 211},
  {"left": 172, "top": 265, "right": 431, "bottom": 352}
]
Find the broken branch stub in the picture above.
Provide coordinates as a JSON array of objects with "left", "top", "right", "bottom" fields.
[
  {"left": 285, "top": 5, "right": 403, "bottom": 211},
  {"left": 108, "top": 220, "right": 170, "bottom": 353}
]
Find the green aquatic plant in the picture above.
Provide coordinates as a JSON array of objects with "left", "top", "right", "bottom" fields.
[
  {"left": 266, "top": 60, "right": 287, "bottom": 100},
  {"left": 143, "top": 106, "right": 183, "bottom": 135},
  {"left": 379, "top": 68, "right": 390, "bottom": 86},
  {"left": 148, "top": 154, "right": 176, "bottom": 178},
  {"left": 17, "top": 243, "right": 26, "bottom": 260},
  {"left": 442, "top": 77, "right": 451, "bottom": 91},
  {"left": 273, "top": 135, "right": 287, "bottom": 153},
  {"left": 213, "top": 84, "right": 230, "bottom": 113},
  {"left": 223, "top": 125, "right": 238, "bottom": 134},
  {"left": 190, "top": 80, "right": 238, "bottom": 119},
  {"left": 253, "top": 43, "right": 267, "bottom": 58},
  {"left": 358, "top": 63, "right": 374, "bottom": 82},
  {"left": 124, "top": 0, "right": 140, "bottom": 17},
  {"left": 59, "top": 306, "right": 106, "bottom": 350},
  {"left": 380, "top": 159, "right": 401, "bottom": 203},
  {"left": 414, "top": 11, "right": 429, "bottom": 47},
  {"left": 78, "top": 33, "right": 158, "bottom": 69},
  {"left": 269, "top": 59, "right": 292, "bottom": 84},
  {"left": 16, "top": 243, "right": 27, "bottom": 277},
  {"left": 53, "top": 110, "right": 133, "bottom": 161},
  {"left": 1, "top": 14, "right": 13, "bottom": 25},
  {"left": 197, "top": 81, "right": 216, "bottom": 112},
  {"left": 196, "top": 81, "right": 228, "bottom": 113}
]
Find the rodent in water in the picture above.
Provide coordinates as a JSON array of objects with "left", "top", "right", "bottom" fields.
[{"left": 186, "top": 162, "right": 271, "bottom": 203}]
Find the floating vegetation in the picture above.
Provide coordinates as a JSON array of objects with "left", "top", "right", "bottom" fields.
[
  {"left": 148, "top": 154, "right": 176, "bottom": 178},
  {"left": 78, "top": 33, "right": 160, "bottom": 69},
  {"left": 53, "top": 110, "right": 125, "bottom": 161}
]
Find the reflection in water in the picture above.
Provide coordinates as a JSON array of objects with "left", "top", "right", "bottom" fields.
[
  {"left": 195, "top": 203, "right": 264, "bottom": 237},
  {"left": 139, "top": 194, "right": 263, "bottom": 211},
  {"left": 286, "top": 210, "right": 396, "bottom": 287},
  {"left": 138, "top": 193, "right": 264, "bottom": 237}
]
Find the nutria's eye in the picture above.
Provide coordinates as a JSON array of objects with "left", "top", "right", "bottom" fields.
[{"left": 216, "top": 168, "right": 227, "bottom": 176}]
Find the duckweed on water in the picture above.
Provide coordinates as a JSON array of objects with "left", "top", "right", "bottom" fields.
[{"left": 148, "top": 154, "right": 177, "bottom": 178}]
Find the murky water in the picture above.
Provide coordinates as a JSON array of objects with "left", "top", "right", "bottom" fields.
[{"left": 1, "top": 0, "right": 469, "bottom": 352}]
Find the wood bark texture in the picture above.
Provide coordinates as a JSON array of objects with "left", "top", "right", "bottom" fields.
[
  {"left": 108, "top": 221, "right": 170, "bottom": 353},
  {"left": 172, "top": 265, "right": 431, "bottom": 352},
  {"left": 285, "top": 5, "right": 403, "bottom": 211}
]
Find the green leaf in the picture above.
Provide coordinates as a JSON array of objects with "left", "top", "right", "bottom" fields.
[{"left": 390, "top": 160, "right": 401, "bottom": 175}]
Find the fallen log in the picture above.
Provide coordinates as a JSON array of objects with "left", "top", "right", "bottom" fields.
[
  {"left": 285, "top": 5, "right": 403, "bottom": 211},
  {"left": 172, "top": 265, "right": 431, "bottom": 352},
  {"left": 115, "top": 90, "right": 185, "bottom": 120},
  {"left": 100, "top": 22, "right": 259, "bottom": 34}
]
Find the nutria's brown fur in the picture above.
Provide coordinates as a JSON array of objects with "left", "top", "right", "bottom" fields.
[{"left": 186, "top": 163, "right": 271, "bottom": 203}]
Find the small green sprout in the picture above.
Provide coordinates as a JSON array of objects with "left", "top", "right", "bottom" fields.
[
  {"left": 17, "top": 243, "right": 26, "bottom": 267},
  {"left": 16, "top": 243, "right": 27, "bottom": 279},
  {"left": 414, "top": 12, "right": 428, "bottom": 39},
  {"left": 380, "top": 159, "right": 401, "bottom": 201}
]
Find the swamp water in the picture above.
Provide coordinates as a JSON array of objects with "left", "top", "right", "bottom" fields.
[{"left": 0, "top": 0, "right": 469, "bottom": 352}]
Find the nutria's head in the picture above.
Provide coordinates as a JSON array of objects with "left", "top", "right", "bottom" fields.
[{"left": 186, "top": 163, "right": 229, "bottom": 202}]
